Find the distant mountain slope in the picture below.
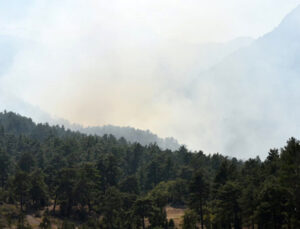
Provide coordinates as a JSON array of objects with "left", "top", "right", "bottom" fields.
[
  {"left": 70, "top": 124, "right": 180, "bottom": 151},
  {"left": 0, "top": 111, "right": 80, "bottom": 142},
  {"left": 0, "top": 111, "right": 180, "bottom": 150},
  {"left": 191, "top": 5, "right": 300, "bottom": 156},
  {"left": 158, "top": 37, "right": 254, "bottom": 76},
  {"left": 0, "top": 36, "right": 252, "bottom": 152}
]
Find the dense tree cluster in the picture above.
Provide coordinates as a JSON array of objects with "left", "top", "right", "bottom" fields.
[{"left": 0, "top": 111, "right": 299, "bottom": 228}]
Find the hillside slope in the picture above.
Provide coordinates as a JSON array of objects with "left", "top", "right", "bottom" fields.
[
  {"left": 0, "top": 111, "right": 180, "bottom": 150},
  {"left": 189, "top": 5, "right": 300, "bottom": 156},
  {"left": 70, "top": 124, "right": 180, "bottom": 151}
]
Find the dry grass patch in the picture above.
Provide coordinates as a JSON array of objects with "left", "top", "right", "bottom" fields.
[{"left": 166, "top": 206, "right": 185, "bottom": 228}]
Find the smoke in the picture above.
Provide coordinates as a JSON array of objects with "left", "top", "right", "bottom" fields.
[{"left": 0, "top": 0, "right": 300, "bottom": 158}]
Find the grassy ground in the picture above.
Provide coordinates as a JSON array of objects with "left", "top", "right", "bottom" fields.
[{"left": 0, "top": 204, "right": 186, "bottom": 228}]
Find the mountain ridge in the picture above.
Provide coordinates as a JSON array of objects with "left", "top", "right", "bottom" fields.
[
  {"left": 188, "top": 4, "right": 300, "bottom": 157},
  {"left": 67, "top": 123, "right": 181, "bottom": 151},
  {"left": 0, "top": 110, "right": 181, "bottom": 150}
]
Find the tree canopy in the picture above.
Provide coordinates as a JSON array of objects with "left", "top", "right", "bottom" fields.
[{"left": 0, "top": 111, "right": 299, "bottom": 228}]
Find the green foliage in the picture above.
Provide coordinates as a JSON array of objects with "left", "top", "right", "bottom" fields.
[
  {"left": 60, "top": 221, "right": 75, "bottom": 229},
  {"left": 254, "top": 177, "right": 287, "bottom": 228},
  {"left": 79, "top": 216, "right": 101, "bottom": 229},
  {"left": 188, "top": 170, "right": 209, "bottom": 229},
  {"left": 97, "top": 153, "right": 120, "bottom": 191},
  {"left": 12, "top": 170, "right": 31, "bottom": 211},
  {"left": 56, "top": 168, "right": 78, "bottom": 217},
  {"left": 182, "top": 209, "right": 198, "bottom": 229},
  {"left": 100, "top": 187, "right": 123, "bottom": 229},
  {"left": 0, "top": 148, "right": 10, "bottom": 188},
  {"left": 119, "top": 175, "right": 140, "bottom": 194},
  {"left": 168, "top": 218, "right": 175, "bottom": 228},
  {"left": 213, "top": 181, "right": 242, "bottom": 229},
  {"left": 1, "top": 111, "right": 300, "bottom": 228},
  {"left": 148, "top": 207, "right": 168, "bottom": 228},
  {"left": 29, "top": 169, "right": 49, "bottom": 210},
  {"left": 18, "top": 152, "right": 35, "bottom": 173},
  {"left": 132, "top": 197, "right": 154, "bottom": 229}
]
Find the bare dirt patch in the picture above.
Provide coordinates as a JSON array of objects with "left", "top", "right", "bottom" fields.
[
  {"left": 26, "top": 215, "right": 41, "bottom": 228},
  {"left": 166, "top": 206, "right": 185, "bottom": 228}
]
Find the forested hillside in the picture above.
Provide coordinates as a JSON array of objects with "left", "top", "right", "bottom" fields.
[
  {"left": 0, "top": 111, "right": 299, "bottom": 228},
  {"left": 72, "top": 125, "right": 180, "bottom": 151}
]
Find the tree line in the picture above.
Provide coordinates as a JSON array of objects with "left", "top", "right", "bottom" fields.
[{"left": 0, "top": 111, "right": 299, "bottom": 228}]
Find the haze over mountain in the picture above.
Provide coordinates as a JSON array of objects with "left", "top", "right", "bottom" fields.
[
  {"left": 189, "top": 5, "right": 300, "bottom": 157},
  {"left": 72, "top": 124, "right": 180, "bottom": 150},
  {"left": 0, "top": 1, "right": 300, "bottom": 158},
  {"left": 0, "top": 33, "right": 253, "bottom": 152},
  {"left": 1, "top": 2, "right": 300, "bottom": 228}
]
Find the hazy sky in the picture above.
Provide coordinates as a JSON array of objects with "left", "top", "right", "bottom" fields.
[
  {"left": 1, "top": 0, "right": 300, "bottom": 42},
  {"left": 0, "top": 0, "right": 300, "bottom": 158}
]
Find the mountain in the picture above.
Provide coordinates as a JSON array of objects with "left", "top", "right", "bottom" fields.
[
  {"left": 0, "top": 36, "right": 252, "bottom": 152},
  {"left": 0, "top": 111, "right": 80, "bottom": 142},
  {"left": 0, "top": 111, "right": 299, "bottom": 229},
  {"left": 69, "top": 124, "right": 180, "bottom": 151},
  {"left": 160, "top": 37, "right": 254, "bottom": 70},
  {"left": 190, "top": 5, "right": 300, "bottom": 157},
  {"left": 0, "top": 110, "right": 180, "bottom": 150},
  {"left": 0, "top": 94, "right": 56, "bottom": 125}
]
